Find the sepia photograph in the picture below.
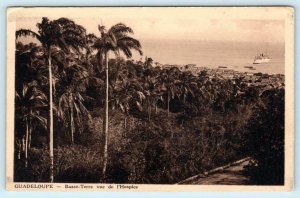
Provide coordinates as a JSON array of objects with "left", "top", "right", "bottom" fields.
[{"left": 6, "top": 7, "right": 294, "bottom": 191}]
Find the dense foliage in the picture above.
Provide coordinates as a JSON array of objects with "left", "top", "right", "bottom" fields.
[
  {"left": 14, "top": 17, "right": 285, "bottom": 184},
  {"left": 244, "top": 89, "right": 285, "bottom": 185}
]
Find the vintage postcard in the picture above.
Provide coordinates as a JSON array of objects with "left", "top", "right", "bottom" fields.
[{"left": 6, "top": 7, "right": 294, "bottom": 191}]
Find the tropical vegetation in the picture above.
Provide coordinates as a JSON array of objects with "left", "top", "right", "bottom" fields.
[{"left": 14, "top": 17, "right": 285, "bottom": 185}]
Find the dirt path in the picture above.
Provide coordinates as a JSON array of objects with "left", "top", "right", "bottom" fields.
[{"left": 178, "top": 158, "right": 251, "bottom": 185}]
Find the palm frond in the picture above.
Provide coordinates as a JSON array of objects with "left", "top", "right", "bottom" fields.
[
  {"left": 117, "top": 37, "right": 143, "bottom": 56},
  {"left": 31, "top": 113, "right": 47, "bottom": 129},
  {"left": 109, "top": 23, "right": 134, "bottom": 35},
  {"left": 16, "top": 29, "right": 41, "bottom": 42},
  {"left": 98, "top": 25, "right": 106, "bottom": 35}
]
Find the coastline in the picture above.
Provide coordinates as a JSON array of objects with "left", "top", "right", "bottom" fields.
[
  {"left": 160, "top": 64, "right": 285, "bottom": 89},
  {"left": 204, "top": 67, "right": 285, "bottom": 89}
]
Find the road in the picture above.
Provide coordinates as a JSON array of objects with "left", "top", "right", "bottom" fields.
[{"left": 178, "top": 158, "right": 251, "bottom": 185}]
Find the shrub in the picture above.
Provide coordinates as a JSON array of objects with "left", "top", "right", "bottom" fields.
[
  {"left": 55, "top": 145, "right": 101, "bottom": 183},
  {"left": 14, "top": 145, "right": 101, "bottom": 183}
]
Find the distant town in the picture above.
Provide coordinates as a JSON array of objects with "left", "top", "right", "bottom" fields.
[{"left": 152, "top": 62, "right": 285, "bottom": 90}]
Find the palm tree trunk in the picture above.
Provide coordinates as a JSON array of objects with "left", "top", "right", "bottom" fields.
[
  {"left": 70, "top": 96, "right": 74, "bottom": 144},
  {"left": 48, "top": 48, "right": 54, "bottom": 183},
  {"left": 28, "top": 110, "right": 32, "bottom": 150},
  {"left": 101, "top": 52, "right": 109, "bottom": 178},
  {"left": 22, "top": 136, "right": 25, "bottom": 154},
  {"left": 70, "top": 108, "right": 74, "bottom": 144},
  {"left": 17, "top": 140, "right": 21, "bottom": 160},
  {"left": 28, "top": 127, "right": 32, "bottom": 150},
  {"left": 25, "top": 118, "right": 29, "bottom": 168}
]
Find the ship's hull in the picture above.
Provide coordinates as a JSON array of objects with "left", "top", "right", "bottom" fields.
[{"left": 253, "top": 58, "right": 270, "bottom": 64}]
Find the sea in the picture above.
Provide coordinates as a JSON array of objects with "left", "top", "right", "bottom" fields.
[
  {"left": 20, "top": 37, "right": 285, "bottom": 75},
  {"left": 138, "top": 39, "right": 285, "bottom": 75}
]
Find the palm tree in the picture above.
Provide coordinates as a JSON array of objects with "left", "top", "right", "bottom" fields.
[
  {"left": 179, "top": 72, "right": 196, "bottom": 104},
  {"left": 58, "top": 91, "right": 90, "bottom": 143},
  {"left": 111, "top": 78, "right": 144, "bottom": 136},
  {"left": 15, "top": 82, "right": 47, "bottom": 167},
  {"left": 15, "top": 42, "right": 48, "bottom": 166},
  {"left": 142, "top": 75, "right": 161, "bottom": 121},
  {"left": 178, "top": 72, "right": 196, "bottom": 125},
  {"left": 57, "top": 55, "right": 91, "bottom": 144},
  {"left": 144, "top": 57, "right": 153, "bottom": 69},
  {"left": 93, "top": 23, "right": 142, "bottom": 178},
  {"left": 160, "top": 68, "right": 181, "bottom": 117},
  {"left": 16, "top": 17, "right": 87, "bottom": 182},
  {"left": 15, "top": 42, "right": 48, "bottom": 91}
]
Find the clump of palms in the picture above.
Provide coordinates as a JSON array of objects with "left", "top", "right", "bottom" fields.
[
  {"left": 16, "top": 17, "right": 88, "bottom": 182},
  {"left": 15, "top": 81, "right": 47, "bottom": 167}
]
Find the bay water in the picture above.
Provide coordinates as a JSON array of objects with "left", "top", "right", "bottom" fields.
[{"left": 138, "top": 39, "right": 285, "bottom": 75}]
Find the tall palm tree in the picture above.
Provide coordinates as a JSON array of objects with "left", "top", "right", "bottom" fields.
[
  {"left": 16, "top": 17, "right": 87, "bottom": 182},
  {"left": 94, "top": 23, "right": 142, "bottom": 178}
]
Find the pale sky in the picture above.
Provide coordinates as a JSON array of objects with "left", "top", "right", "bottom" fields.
[{"left": 15, "top": 8, "right": 285, "bottom": 44}]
